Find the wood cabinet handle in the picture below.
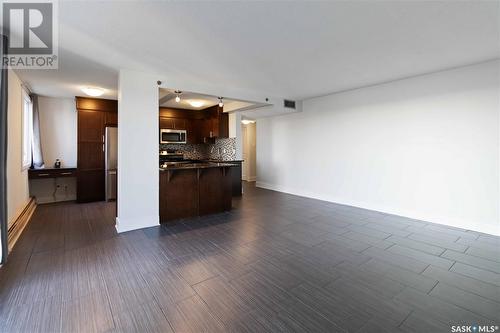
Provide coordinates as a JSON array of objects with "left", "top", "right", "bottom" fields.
[
  {"left": 38, "top": 173, "right": 50, "bottom": 176},
  {"left": 60, "top": 172, "right": 72, "bottom": 175}
]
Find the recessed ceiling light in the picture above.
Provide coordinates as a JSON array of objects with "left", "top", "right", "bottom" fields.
[
  {"left": 188, "top": 100, "right": 205, "bottom": 108},
  {"left": 81, "top": 86, "right": 105, "bottom": 97},
  {"left": 241, "top": 119, "right": 255, "bottom": 125}
]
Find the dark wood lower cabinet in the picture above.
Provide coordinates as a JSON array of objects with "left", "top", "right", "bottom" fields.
[
  {"left": 159, "top": 167, "right": 232, "bottom": 223},
  {"left": 77, "top": 170, "right": 105, "bottom": 202},
  {"left": 229, "top": 162, "right": 242, "bottom": 196},
  {"left": 159, "top": 169, "right": 199, "bottom": 221},
  {"left": 199, "top": 168, "right": 232, "bottom": 215}
]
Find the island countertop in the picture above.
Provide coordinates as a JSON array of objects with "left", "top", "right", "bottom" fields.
[
  {"left": 194, "top": 159, "right": 244, "bottom": 163},
  {"left": 159, "top": 162, "right": 236, "bottom": 171}
]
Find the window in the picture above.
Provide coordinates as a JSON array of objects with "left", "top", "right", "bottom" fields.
[{"left": 21, "top": 90, "right": 32, "bottom": 170}]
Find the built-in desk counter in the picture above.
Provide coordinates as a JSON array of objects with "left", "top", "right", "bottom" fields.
[{"left": 28, "top": 167, "right": 77, "bottom": 179}]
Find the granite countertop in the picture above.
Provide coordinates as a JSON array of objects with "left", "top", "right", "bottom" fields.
[
  {"left": 196, "top": 159, "right": 244, "bottom": 163},
  {"left": 29, "top": 167, "right": 77, "bottom": 171},
  {"left": 160, "top": 162, "right": 236, "bottom": 171}
]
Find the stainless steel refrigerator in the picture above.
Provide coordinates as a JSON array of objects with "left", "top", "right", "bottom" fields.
[{"left": 105, "top": 127, "right": 118, "bottom": 201}]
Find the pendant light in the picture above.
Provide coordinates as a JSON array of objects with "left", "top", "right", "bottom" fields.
[
  {"left": 174, "top": 90, "right": 182, "bottom": 103},
  {"left": 218, "top": 97, "right": 224, "bottom": 107}
]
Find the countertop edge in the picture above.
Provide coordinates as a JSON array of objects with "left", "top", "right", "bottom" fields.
[{"left": 160, "top": 163, "right": 236, "bottom": 171}]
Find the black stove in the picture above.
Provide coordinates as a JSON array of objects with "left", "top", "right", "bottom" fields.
[{"left": 160, "top": 151, "right": 184, "bottom": 165}]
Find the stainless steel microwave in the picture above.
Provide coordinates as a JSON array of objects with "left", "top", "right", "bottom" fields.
[{"left": 160, "top": 129, "right": 187, "bottom": 144}]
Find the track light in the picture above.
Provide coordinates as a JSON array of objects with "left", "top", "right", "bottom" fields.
[
  {"left": 174, "top": 90, "right": 182, "bottom": 103},
  {"left": 218, "top": 97, "right": 224, "bottom": 107}
]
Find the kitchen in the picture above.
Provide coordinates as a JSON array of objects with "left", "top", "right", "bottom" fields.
[
  {"left": 27, "top": 87, "right": 250, "bottom": 227},
  {"left": 157, "top": 88, "right": 245, "bottom": 222}
]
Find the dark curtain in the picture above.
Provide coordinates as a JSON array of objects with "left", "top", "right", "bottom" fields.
[
  {"left": 0, "top": 35, "right": 8, "bottom": 264},
  {"left": 30, "top": 94, "right": 44, "bottom": 168}
]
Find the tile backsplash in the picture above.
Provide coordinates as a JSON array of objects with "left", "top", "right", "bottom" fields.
[
  {"left": 160, "top": 143, "right": 208, "bottom": 160},
  {"left": 160, "top": 137, "right": 236, "bottom": 161},
  {"left": 209, "top": 138, "right": 237, "bottom": 160}
]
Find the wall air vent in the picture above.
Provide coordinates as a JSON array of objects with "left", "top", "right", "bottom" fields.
[{"left": 283, "top": 99, "right": 296, "bottom": 109}]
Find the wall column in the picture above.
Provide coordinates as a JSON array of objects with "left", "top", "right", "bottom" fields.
[{"left": 116, "top": 69, "right": 159, "bottom": 232}]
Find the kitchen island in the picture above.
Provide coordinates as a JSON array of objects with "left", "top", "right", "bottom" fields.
[{"left": 159, "top": 162, "right": 234, "bottom": 223}]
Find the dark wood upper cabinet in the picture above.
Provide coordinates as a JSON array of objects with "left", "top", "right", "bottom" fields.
[
  {"left": 218, "top": 108, "right": 229, "bottom": 138},
  {"left": 174, "top": 118, "right": 186, "bottom": 130},
  {"left": 76, "top": 97, "right": 117, "bottom": 112},
  {"left": 201, "top": 118, "right": 216, "bottom": 139},
  {"left": 200, "top": 105, "right": 228, "bottom": 140},
  {"left": 186, "top": 119, "right": 202, "bottom": 144},
  {"left": 159, "top": 105, "right": 228, "bottom": 142},
  {"left": 76, "top": 97, "right": 117, "bottom": 203},
  {"left": 105, "top": 111, "right": 118, "bottom": 127},
  {"left": 159, "top": 117, "right": 187, "bottom": 130},
  {"left": 159, "top": 117, "right": 175, "bottom": 129},
  {"left": 78, "top": 110, "right": 104, "bottom": 142}
]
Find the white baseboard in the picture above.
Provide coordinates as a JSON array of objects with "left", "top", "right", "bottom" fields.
[
  {"left": 115, "top": 215, "right": 159, "bottom": 233},
  {"left": 255, "top": 181, "right": 500, "bottom": 236}
]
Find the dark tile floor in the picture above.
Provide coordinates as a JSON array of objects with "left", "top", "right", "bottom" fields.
[{"left": 0, "top": 182, "right": 499, "bottom": 332}]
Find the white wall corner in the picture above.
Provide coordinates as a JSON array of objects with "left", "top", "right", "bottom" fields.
[{"left": 115, "top": 216, "right": 159, "bottom": 233}]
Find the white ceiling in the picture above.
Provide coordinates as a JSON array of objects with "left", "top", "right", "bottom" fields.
[
  {"left": 159, "top": 88, "right": 259, "bottom": 111},
  {"left": 15, "top": 1, "right": 500, "bottom": 102},
  {"left": 159, "top": 89, "right": 219, "bottom": 110}
]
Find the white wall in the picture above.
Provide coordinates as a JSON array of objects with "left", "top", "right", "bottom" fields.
[
  {"left": 116, "top": 69, "right": 159, "bottom": 233},
  {"left": 38, "top": 97, "right": 77, "bottom": 167},
  {"left": 257, "top": 60, "right": 500, "bottom": 235},
  {"left": 29, "top": 96, "right": 77, "bottom": 203},
  {"left": 7, "top": 70, "right": 30, "bottom": 226}
]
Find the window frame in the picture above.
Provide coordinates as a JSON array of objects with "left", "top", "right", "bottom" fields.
[{"left": 21, "top": 89, "right": 32, "bottom": 170}]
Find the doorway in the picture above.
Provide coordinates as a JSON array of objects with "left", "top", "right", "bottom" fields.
[{"left": 242, "top": 120, "right": 256, "bottom": 182}]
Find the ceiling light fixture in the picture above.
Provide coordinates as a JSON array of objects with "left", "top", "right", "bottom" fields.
[
  {"left": 188, "top": 100, "right": 205, "bottom": 108},
  {"left": 81, "top": 86, "right": 105, "bottom": 97},
  {"left": 241, "top": 119, "right": 255, "bottom": 125},
  {"left": 218, "top": 97, "right": 224, "bottom": 107},
  {"left": 174, "top": 90, "right": 182, "bottom": 103}
]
